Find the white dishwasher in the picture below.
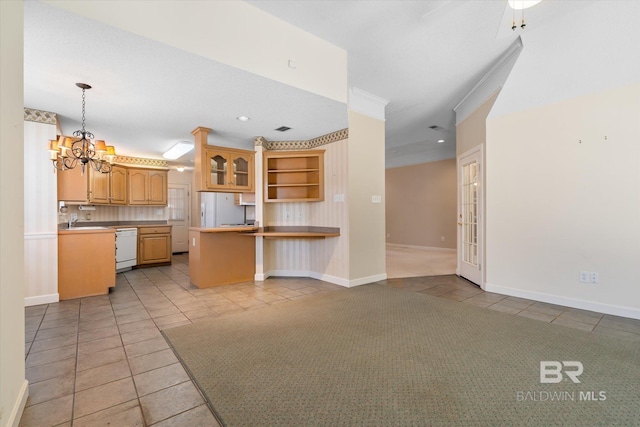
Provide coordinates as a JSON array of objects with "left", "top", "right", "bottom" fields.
[{"left": 115, "top": 228, "right": 138, "bottom": 272}]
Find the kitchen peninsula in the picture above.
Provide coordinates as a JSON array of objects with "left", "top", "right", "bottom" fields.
[{"left": 188, "top": 226, "right": 257, "bottom": 288}]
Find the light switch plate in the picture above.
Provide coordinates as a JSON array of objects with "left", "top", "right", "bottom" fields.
[{"left": 334, "top": 194, "right": 345, "bottom": 202}]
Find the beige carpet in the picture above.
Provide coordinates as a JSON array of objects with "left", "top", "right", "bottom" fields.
[
  {"left": 386, "top": 244, "right": 456, "bottom": 278},
  {"left": 163, "top": 284, "right": 639, "bottom": 426}
]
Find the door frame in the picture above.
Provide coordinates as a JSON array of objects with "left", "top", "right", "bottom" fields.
[
  {"left": 168, "top": 183, "right": 191, "bottom": 254},
  {"left": 456, "top": 144, "right": 484, "bottom": 288}
]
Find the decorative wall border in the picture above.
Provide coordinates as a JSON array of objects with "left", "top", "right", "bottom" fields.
[
  {"left": 24, "top": 108, "right": 58, "bottom": 125},
  {"left": 114, "top": 156, "right": 168, "bottom": 168},
  {"left": 255, "top": 128, "right": 348, "bottom": 151}
]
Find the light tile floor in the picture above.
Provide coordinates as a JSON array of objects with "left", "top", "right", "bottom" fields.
[{"left": 22, "top": 255, "right": 640, "bottom": 426}]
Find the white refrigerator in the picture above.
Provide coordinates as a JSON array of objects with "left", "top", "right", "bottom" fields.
[{"left": 199, "top": 192, "right": 245, "bottom": 228}]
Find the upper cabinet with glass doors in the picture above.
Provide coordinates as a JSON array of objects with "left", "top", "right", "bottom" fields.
[{"left": 202, "top": 147, "right": 254, "bottom": 192}]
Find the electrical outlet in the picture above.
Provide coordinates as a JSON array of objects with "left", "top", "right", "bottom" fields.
[
  {"left": 590, "top": 272, "right": 599, "bottom": 284},
  {"left": 371, "top": 195, "right": 382, "bottom": 204},
  {"left": 334, "top": 194, "right": 344, "bottom": 202},
  {"left": 579, "top": 271, "right": 590, "bottom": 283}
]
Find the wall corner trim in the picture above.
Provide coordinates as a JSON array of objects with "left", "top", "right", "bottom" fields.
[
  {"left": 6, "top": 379, "right": 29, "bottom": 427},
  {"left": 348, "top": 87, "right": 389, "bottom": 121},
  {"left": 453, "top": 37, "right": 523, "bottom": 125}
]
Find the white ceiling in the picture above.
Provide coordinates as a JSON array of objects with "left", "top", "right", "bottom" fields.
[{"left": 24, "top": 0, "right": 593, "bottom": 168}]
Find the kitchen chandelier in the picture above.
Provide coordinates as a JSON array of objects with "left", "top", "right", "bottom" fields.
[{"left": 47, "top": 83, "right": 116, "bottom": 174}]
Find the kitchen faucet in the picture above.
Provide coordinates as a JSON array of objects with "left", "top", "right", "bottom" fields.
[{"left": 68, "top": 213, "right": 78, "bottom": 229}]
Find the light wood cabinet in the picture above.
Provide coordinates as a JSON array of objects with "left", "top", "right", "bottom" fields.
[
  {"left": 58, "top": 229, "right": 116, "bottom": 299},
  {"left": 138, "top": 226, "right": 172, "bottom": 265},
  {"left": 57, "top": 165, "right": 89, "bottom": 202},
  {"left": 58, "top": 165, "right": 127, "bottom": 205},
  {"left": 127, "top": 169, "right": 168, "bottom": 206},
  {"left": 202, "top": 147, "right": 254, "bottom": 192},
  {"left": 109, "top": 166, "right": 127, "bottom": 205},
  {"left": 264, "top": 150, "right": 325, "bottom": 202}
]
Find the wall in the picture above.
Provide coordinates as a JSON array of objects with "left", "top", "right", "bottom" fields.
[
  {"left": 484, "top": 1, "right": 640, "bottom": 319},
  {"left": 45, "top": 0, "right": 347, "bottom": 103},
  {"left": 486, "top": 84, "right": 640, "bottom": 318},
  {"left": 1, "top": 1, "right": 29, "bottom": 425},
  {"left": 24, "top": 121, "right": 58, "bottom": 306},
  {"left": 385, "top": 159, "right": 456, "bottom": 249},
  {"left": 263, "top": 139, "right": 349, "bottom": 283},
  {"left": 456, "top": 91, "right": 499, "bottom": 157},
  {"left": 348, "top": 111, "right": 386, "bottom": 283}
]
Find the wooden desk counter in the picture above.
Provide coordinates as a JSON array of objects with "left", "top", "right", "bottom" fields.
[{"left": 188, "top": 227, "right": 257, "bottom": 288}]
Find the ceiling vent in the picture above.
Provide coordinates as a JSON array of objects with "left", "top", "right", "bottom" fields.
[
  {"left": 428, "top": 125, "right": 440, "bottom": 130},
  {"left": 275, "top": 126, "right": 291, "bottom": 132}
]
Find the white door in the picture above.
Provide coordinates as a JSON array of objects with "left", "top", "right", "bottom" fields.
[
  {"left": 168, "top": 184, "right": 190, "bottom": 253},
  {"left": 457, "top": 146, "right": 483, "bottom": 286}
]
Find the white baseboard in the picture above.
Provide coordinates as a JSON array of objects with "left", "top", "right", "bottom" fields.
[
  {"left": 24, "top": 293, "right": 59, "bottom": 307},
  {"left": 308, "top": 271, "right": 350, "bottom": 287},
  {"left": 386, "top": 243, "right": 456, "bottom": 253},
  {"left": 345, "top": 273, "right": 388, "bottom": 288},
  {"left": 484, "top": 283, "right": 640, "bottom": 320},
  {"left": 259, "top": 270, "right": 387, "bottom": 288},
  {"left": 6, "top": 379, "right": 29, "bottom": 427}
]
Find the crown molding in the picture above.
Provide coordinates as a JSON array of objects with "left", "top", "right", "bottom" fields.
[{"left": 348, "top": 87, "right": 389, "bottom": 121}]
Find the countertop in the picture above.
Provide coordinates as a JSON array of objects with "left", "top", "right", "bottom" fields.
[
  {"left": 58, "top": 227, "right": 116, "bottom": 235},
  {"left": 59, "top": 221, "right": 171, "bottom": 232},
  {"left": 252, "top": 226, "right": 340, "bottom": 238},
  {"left": 189, "top": 226, "right": 258, "bottom": 233}
]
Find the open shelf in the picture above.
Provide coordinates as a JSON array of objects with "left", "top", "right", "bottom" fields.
[{"left": 264, "top": 150, "right": 324, "bottom": 202}]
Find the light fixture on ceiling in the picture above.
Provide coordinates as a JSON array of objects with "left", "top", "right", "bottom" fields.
[
  {"left": 437, "top": 139, "right": 445, "bottom": 143},
  {"left": 47, "top": 83, "right": 115, "bottom": 174},
  {"left": 162, "top": 141, "right": 194, "bottom": 160},
  {"left": 508, "top": 0, "right": 542, "bottom": 30},
  {"left": 236, "top": 116, "right": 250, "bottom": 122}
]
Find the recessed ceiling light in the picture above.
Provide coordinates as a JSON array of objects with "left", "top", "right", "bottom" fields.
[
  {"left": 162, "top": 141, "right": 194, "bottom": 160},
  {"left": 437, "top": 139, "right": 445, "bottom": 143},
  {"left": 236, "top": 116, "right": 250, "bottom": 122}
]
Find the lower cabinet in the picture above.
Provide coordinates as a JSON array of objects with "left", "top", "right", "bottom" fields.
[
  {"left": 138, "top": 226, "right": 172, "bottom": 265},
  {"left": 59, "top": 230, "right": 116, "bottom": 300}
]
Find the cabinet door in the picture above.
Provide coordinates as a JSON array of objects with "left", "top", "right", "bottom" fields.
[
  {"left": 139, "top": 234, "right": 171, "bottom": 264},
  {"left": 57, "top": 166, "right": 89, "bottom": 202},
  {"left": 89, "top": 169, "right": 110, "bottom": 204},
  {"left": 128, "top": 170, "right": 148, "bottom": 205},
  {"left": 230, "top": 154, "right": 254, "bottom": 191},
  {"left": 109, "top": 166, "right": 127, "bottom": 205},
  {"left": 148, "top": 170, "right": 167, "bottom": 205},
  {"left": 205, "top": 150, "right": 230, "bottom": 190}
]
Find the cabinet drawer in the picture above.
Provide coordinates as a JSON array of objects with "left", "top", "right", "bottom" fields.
[{"left": 138, "top": 226, "right": 171, "bottom": 235}]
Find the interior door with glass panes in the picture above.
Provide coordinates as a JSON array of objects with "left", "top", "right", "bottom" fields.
[
  {"left": 457, "top": 146, "right": 483, "bottom": 286},
  {"left": 168, "top": 183, "right": 190, "bottom": 253}
]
